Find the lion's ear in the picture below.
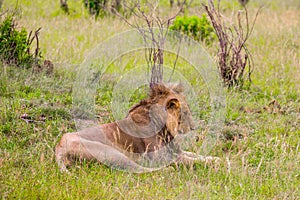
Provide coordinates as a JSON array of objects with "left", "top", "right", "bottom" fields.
[
  {"left": 167, "top": 83, "right": 184, "bottom": 94},
  {"left": 173, "top": 83, "right": 184, "bottom": 93},
  {"left": 166, "top": 98, "right": 180, "bottom": 137},
  {"left": 166, "top": 98, "right": 180, "bottom": 110}
]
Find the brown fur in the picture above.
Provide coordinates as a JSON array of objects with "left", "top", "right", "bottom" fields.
[{"left": 55, "top": 83, "right": 219, "bottom": 173}]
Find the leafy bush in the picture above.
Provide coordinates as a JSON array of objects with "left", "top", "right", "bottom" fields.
[
  {"left": 0, "top": 14, "right": 42, "bottom": 68},
  {"left": 170, "top": 14, "right": 216, "bottom": 45},
  {"left": 83, "top": 0, "right": 102, "bottom": 17},
  {"left": 83, "top": 0, "right": 123, "bottom": 17}
]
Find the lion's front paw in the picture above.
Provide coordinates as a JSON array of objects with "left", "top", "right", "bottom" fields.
[{"left": 198, "top": 155, "right": 221, "bottom": 165}]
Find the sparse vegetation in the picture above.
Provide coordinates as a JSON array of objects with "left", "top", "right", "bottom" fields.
[{"left": 0, "top": 0, "right": 299, "bottom": 199}]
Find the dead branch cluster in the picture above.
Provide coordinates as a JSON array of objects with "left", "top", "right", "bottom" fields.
[{"left": 204, "top": 0, "right": 260, "bottom": 88}]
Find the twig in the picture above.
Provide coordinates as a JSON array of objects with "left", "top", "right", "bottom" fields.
[{"left": 168, "top": 34, "right": 182, "bottom": 82}]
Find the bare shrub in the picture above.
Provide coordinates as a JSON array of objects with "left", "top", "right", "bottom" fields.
[
  {"left": 204, "top": 0, "right": 261, "bottom": 88},
  {"left": 114, "top": 1, "right": 185, "bottom": 84}
]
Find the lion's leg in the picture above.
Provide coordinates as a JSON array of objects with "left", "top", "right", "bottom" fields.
[
  {"left": 79, "top": 139, "right": 155, "bottom": 173},
  {"left": 177, "top": 151, "right": 220, "bottom": 166},
  {"left": 55, "top": 132, "right": 71, "bottom": 172},
  {"left": 55, "top": 133, "right": 155, "bottom": 173},
  {"left": 55, "top": 132, "right": 93, "bottom": 172}
]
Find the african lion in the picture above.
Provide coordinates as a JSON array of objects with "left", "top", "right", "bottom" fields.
[{"left": 55, "top": 83, "right": 219, "bottom": 173}]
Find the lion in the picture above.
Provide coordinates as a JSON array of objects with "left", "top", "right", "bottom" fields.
[{"left": 55, "top": 83, "right": 219, "bottom": 173}]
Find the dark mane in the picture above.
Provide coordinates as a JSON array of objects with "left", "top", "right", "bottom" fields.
[
  {"left": 128, "top": 99, "right": 150, "bottom": 113},
  {"left": 149, "top": 83, "right": 172, "bottom": 99},
  {"left": 129, "top": 84, "right": 172, "bottom": 113}
]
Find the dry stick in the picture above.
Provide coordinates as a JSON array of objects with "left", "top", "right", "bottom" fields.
[
  {"left": 168, "top": 34, "right": 182, "bottom": 82},
  {"left": 27, "top": 27, "right": 41, "bottom": 56},
  {"left": 163, "top": 1, "right": 185, "bottom": 58},
  {"left": 34, "top": 28, "right": 42, "bottom": 59}
]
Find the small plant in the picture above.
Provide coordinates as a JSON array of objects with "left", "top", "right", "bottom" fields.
[
  {"left": 83, "top": 0, "right": 105, "bottom": 17},
  {"left": 170, "top": 14, "right": 216, "bottom": 45},
  {"left": 0, "top": 14, "right": 42, "bottom": 68}
]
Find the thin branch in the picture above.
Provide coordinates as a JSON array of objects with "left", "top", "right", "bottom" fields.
[{"left": 168, "top": 34, "right": 183, "bottom": 82}]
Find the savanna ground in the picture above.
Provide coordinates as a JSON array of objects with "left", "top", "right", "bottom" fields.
[{"left": 0, "top": 0, "right": 299, "bottom": 199}]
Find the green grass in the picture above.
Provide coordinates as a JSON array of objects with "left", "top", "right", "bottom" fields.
[{"left": 1, "top": 0, "right": 300, "bottom": 199}]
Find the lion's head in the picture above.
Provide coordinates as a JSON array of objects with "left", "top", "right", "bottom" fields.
[{"left": 127, "top": 83, "right": 196, "bottom": 140}]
